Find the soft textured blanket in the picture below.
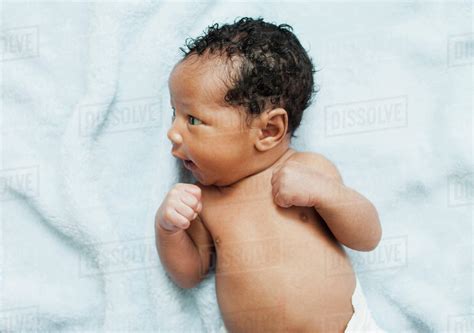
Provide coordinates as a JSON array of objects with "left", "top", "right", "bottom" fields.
[{"left": 1, "top": 1, "right": 471, "bottom": 332}]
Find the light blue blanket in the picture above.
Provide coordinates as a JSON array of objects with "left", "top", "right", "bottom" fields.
[{"left": 1, "top": 1, "right": 472, "bottom": 332}]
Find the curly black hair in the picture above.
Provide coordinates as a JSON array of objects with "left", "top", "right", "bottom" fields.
[{"left": 180, "top": 17, "right": 317, "bottom": 139}]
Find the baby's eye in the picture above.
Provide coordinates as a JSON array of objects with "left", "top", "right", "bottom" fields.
[
  {"left": 188, "top": 115, "right": 203, "bottom": 126},
  {"left": 171, "top": 108, "right": 176, "bottom": 122}
]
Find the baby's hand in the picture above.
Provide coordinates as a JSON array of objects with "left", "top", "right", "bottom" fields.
[
  {"left": 155, "top": 183, "right": 202, "bottom": 234},
  {"left": 271, "top": 159, "right": 326, "bottom": 208}
]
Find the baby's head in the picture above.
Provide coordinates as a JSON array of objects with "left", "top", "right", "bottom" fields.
[{"left": 168, "top": 17, "right": 316, "bottom": 186}]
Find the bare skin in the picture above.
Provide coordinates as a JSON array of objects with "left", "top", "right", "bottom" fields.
[
  {"left": 155, "top": 53, "right": 381, "bottom": 332},
  {"left": 195, "top": 151, "right": 356, "bottom": 332}
]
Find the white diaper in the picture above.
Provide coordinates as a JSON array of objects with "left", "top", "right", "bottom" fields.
[
  {"left": 344, "top": 276, "right": 385, "bottom": 333},
  {"left": 217, "top": 276, "right": 385, "bottom": 333}
]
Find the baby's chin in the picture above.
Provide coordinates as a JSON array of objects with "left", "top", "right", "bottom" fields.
[
  {"left": 194, "top": 174, "right": 233, "bottom": 187},
  {"left": 185, "top": 169, "right": 212, "bottom": 186},
  {"left": 193, "top": 173, "right": 219, "bottom": 186},
  {"left": 175, "top": 159, "right": 240, "bottom": 187}
]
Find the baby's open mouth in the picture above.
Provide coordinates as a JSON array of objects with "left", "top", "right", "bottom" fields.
[{"left": 183, "top": 160, "right": 196, "bottom": 170}]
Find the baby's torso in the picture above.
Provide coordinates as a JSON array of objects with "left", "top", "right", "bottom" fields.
[{"left": 199, "top": 158, "right": 356, "bottom": 332}]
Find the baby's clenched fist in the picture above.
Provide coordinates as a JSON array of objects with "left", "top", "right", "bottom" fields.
[{"left": 155, "top": 183, "right": 202, "bottom": 234}]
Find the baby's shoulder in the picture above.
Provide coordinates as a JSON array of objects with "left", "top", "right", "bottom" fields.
[
  {"left": 287, "top": 151, "right": 343, "bottom": 182},
  {"left": 287, "top": 150, "right": 332, "bottom": 164}
]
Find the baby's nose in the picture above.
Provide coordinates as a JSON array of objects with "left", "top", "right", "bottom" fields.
[{"left": 167, "top": 127, "right": 183, "bottom": 145}]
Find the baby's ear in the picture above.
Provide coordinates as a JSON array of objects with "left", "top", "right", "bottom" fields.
[{"left": 254, "top": 108, "right": 289, "bottom": 152}]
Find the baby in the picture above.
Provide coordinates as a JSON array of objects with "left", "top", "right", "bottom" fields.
[{"left": 155, "top": 18, "right": 384, "bottom": 332}]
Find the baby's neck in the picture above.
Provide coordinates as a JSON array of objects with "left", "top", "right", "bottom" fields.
[{"left": 216, "top": 145, "right": 296, "bottom": 194}]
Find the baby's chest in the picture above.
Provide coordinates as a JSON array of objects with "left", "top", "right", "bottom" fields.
[
  {"left": 203, "top": 196, "right": 277, "bottom": 240},
  {"left": 201, "top": 196, "right": 340, "bottom": 285},
  {"left": 201, "top": 190, "right": 330, "bottom": 250}
]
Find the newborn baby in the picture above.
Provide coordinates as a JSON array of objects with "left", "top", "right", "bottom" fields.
[{"left": 155, "top": 17, "right": 384, "bottom": 332}]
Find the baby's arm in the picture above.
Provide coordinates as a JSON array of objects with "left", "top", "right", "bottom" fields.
[
  {"left": 155, "top": 183, "right": 214, "bottom": 289},
  {"left": 271, "top": 152, "right": 382, "bottom": 251}
]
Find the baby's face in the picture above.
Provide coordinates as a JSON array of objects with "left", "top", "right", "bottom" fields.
[{"left": 167, "top": 55, "right": 260, "bottom": 186}]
